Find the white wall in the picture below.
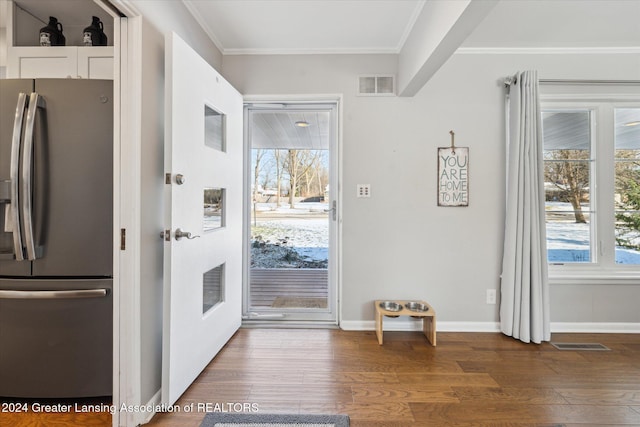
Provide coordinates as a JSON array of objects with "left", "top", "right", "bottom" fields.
[
  {"left": 222, "top": 50, "right": 640, "bottom": 328},
  {"left": 130, "top": 0, "right": 222, "bottom": 70}
]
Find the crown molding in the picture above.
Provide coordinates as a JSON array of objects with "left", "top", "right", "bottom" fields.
[
  {"left": 221, "top": 44, "right": 640, "bottom": 57},
  {"left": 222, "top": 47, "right": 400, "bottom": 56},
  {"left": 182, "top": 0, "right": 225, "bottom": 54},
  {"left": 457, "top": 46, "right": 640, "bottom": 55}
]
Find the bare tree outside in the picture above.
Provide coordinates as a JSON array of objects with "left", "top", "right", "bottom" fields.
[
  {"left": 253, "top": 149, "right": 328, "bottom": 204},
  {"left": 543, "top": 108, "right": 640, "bottom": 264},
  {"left": 544, "top": 150, "right": 590, "bottom": 223},
  {"left": 274, "top": 149, "right": 284, "bottom": 206},
  {"left": 286, "top": 149, "right": 322, "bottom": 206},
  {"left": 253, "top": 149, "right": 265, "bottom": 202}
]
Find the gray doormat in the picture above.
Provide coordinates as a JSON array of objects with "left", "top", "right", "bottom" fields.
[
  {"left": 200, "top": 413, "right": 349, "bottom": 427},
  {"left": 271, "top": 297, "right": 328, "bottom": 309}
]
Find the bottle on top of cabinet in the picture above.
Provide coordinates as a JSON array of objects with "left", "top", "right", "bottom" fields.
[
  {"left": 39, "top": 16, "right": 66, "bottom": 46},
  {"left": 82, "top": 16, "right": 108, "bottom": 46}
]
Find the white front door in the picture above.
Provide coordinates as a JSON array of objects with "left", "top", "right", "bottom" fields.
[{"left": 162, "top": 32, "right": 243, "bottom": 406}]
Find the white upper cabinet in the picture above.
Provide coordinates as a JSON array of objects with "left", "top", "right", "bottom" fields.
[
  {"left": 5, "top": 0, "right": 114, "bottom": 79},
  {"left": 8, "top": 46, "right": 113, "bottom": 79}
]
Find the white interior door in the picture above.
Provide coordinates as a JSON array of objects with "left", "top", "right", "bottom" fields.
[{"left": 162, "top": 32, "right": 243, "bottom": 406}]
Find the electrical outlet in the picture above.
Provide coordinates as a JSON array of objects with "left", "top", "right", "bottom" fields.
[
  {"left": 486, "top": 289, "right": 496, "bottom": 305},
  {"left": 357, "top": 184, "right": 371, "bottom": 198}
]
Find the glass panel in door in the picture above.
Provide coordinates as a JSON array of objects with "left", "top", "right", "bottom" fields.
[{"left": 245, "top": 105, "right": 337, "bottom": 322}]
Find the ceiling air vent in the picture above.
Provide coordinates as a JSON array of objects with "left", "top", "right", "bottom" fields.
[{"left": 358, "top": 75, "right": 395, "bottom": 96}]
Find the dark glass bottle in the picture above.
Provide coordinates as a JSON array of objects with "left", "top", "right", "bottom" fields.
[
  {"left": 39, "top": 16, "right": 66, "bottom": 46},
  {"left": 82, "top": 16, "right": 108, "bottom": 46}
]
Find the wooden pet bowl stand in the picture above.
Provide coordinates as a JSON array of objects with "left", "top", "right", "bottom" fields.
[{"left": 374, "top": 300, "right": 436, "bottom": 346}]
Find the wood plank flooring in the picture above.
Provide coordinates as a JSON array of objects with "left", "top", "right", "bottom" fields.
[
  {"left": 146, "top": 329, "right": 640, "bottom": 427},
  {"left": 0, "top": 397, "right": 112, "bottom": 427},
  {"left": 3, "top": 329, "right": 640, "bottom": 426}
]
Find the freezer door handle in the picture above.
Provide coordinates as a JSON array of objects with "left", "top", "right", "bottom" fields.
[
  {"left": 8, "top": 93, "right": 28, "bottom": 260},
  {"left": 21, "top": 92, "right": 46, "bottom": 261},
  {"left": 0, "top": 289, "right": 108, "bottom": 299}
]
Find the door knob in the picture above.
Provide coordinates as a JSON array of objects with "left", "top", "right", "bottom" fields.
[
  {"left": 324, "top": 200, "right": 337, "bottom": 220},
  {"left": 174, "top": 228, "right": 200, "bottom": 240},
  {"left": 160, "top": 228, "right": 201, "bottom": 241}
]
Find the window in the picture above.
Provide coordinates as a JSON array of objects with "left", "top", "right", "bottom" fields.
[
  {"left": 614, "top": 108, "right": 640, "bottom": 264},
  {"left": 203, "top": 264, "right": 224, "bottom": 314},
  {"left": 204, "top": 105, "right": 226, "bottom": 152},
  {"left": 542, "top": 101, "right": 640, "bottom": 275},
  {"left": 203, "top": 187, "right": 225, "bottom": 232},
  {"left": 543, "top": 110, "right": 593, "bottom": 263}
]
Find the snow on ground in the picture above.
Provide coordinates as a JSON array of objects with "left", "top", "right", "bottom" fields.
[
  {"left": 546, "top": 202, "right": 640, "bottom": 264},
  {"left": 251, "top": 202, "right": 329, "bottom": 268},
  {"left": 249, "top": 201, "right": 640, "bottom": 267},
  {"left": 252, "top": 219, "right": 328, "bottom": 262}
]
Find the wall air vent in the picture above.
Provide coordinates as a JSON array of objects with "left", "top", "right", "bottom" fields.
[
  {"left": 358, "top": 75, "right": 395, "bottom": 96},
  {"left": 551, "top": 343, "right": 610, "bottom": 351}
]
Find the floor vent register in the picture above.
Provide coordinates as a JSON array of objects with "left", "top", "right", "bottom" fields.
[{"left": 551, "top": 343, "right": 610, "bottom": 351}]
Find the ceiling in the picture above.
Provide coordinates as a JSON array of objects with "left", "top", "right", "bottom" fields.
[
  {"left": 462, "top": 0, "right": 640, "bottom": 49},
  {"left": 6, "top": 1, "right": 636, "bottom": 153},
  {"left": 186, "top": 0, "right": 639, "bottom": 151},
  {"left": 249, "top": 110, "right": 331, "bottom": 150},
  {"left": 184, "top": 0, "right": 640, "bottom": 55},
  {"left": 3, "top": 1, "right": 637, "bottom": 53},
  {"left": 183, "top": 0, "right": 424, "bottom": 55}
]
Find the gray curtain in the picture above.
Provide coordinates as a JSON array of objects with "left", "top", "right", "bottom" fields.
[{"left": 500, "top": 70, "right": 551, "bottom": 344}]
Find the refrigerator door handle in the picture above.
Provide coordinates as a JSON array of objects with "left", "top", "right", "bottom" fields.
[
  {"left": 0, "top": 289, "right": 108, "bottom": 299},
  {"left": 21, "top": 92, "right": 46, "bottom": 261},
  {"left": 8, "top": 93, "right": 28, "bottom": 260}
]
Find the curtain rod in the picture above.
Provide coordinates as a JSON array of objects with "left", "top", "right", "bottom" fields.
[{"left": 505, "top": 77, "right": 640, "bottom": 87}]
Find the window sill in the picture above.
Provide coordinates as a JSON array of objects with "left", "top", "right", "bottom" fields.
[{"left": 549, "top": 267, "right": 640, "bottom": 285}]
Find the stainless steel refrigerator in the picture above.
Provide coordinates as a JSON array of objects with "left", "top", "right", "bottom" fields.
[{"left": 0, "top": 79, "right": 113, "bottom": 398}]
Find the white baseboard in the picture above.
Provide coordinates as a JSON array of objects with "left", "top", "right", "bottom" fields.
[
  {"left": 340, "top": 320, "right": 640, "bottom": 334},
  {"left": 550, "top": 322, "right": 640, "bottom": 333},
  {"left": 339, "top": 320, "right": 500, "bottom": 332}
]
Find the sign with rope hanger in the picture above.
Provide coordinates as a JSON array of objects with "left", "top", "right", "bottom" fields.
[{"left": 438, "top": 130, "right": 469, "bottom": 206}]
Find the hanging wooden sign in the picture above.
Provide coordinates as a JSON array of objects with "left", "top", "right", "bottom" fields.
[{"left": 438, "top": 131, "right": 469, "bottom": 207}]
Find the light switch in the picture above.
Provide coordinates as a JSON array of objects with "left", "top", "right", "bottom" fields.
[{"left": 357, "top": 184, "right": 371, "bottom": 198}]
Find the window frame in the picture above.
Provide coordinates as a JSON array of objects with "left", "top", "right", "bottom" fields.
[{"left": 541, "top": 94, "right": 640, "bottom": 285}]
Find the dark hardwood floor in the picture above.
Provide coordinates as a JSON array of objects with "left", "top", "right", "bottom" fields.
[
  {"left": 3, "top": 329, "right": 640, "bottom": 426},
  {"left": 147, "top": 329, "right": 640, "bottom": 427}
]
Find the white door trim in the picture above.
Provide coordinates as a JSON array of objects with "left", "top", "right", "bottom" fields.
[
  {"left": 116, "top": 15, "right": 145, "bottom": 427},
  {"left": 108, "top": 1, "right": 144, "bottom": 426}
]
